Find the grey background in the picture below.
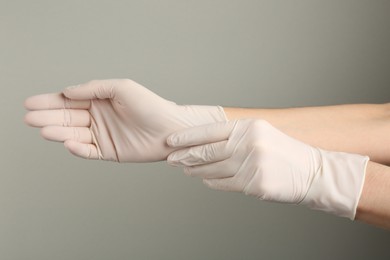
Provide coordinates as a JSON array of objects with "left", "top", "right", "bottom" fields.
[{"left": 1, "top": 0, "right": 389, "bottom": 259}]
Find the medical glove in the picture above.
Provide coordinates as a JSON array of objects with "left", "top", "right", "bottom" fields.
[
  {"left": 24, "top": 79, "right": 226, "bottom": 162},
  {"left": 167, "top": 119, "right": 369, "bottom": 219}
]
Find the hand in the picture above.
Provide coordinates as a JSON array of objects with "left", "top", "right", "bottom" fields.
[
  {"left": 24, "top": 79, "right": 226, "bottom": 162},
  {"left": 167, "top": 119, "right": 369, "bottom": 219}
]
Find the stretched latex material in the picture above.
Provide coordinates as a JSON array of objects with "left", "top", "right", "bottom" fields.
[
  {"left": 24, "top": 79, "right": 227, "bottom": 162},
  {"left": 167, "top": 119, "right": 369, "bottom": 220}
]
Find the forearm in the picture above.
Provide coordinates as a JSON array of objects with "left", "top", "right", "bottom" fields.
[
  {"left": 356, "top": 161, "right": 390, "bottom": 229},
  {"left": 223, "top": 103, "right": 390, "bottom": 165}
]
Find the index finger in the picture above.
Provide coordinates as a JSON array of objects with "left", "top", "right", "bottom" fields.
[{"left": 24, "top": 93, "right": 91, "bottom": 111}]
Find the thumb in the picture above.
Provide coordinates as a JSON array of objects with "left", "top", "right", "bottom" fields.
[{"left": 63, "top": 79, "right": 118, "bottom": 100}]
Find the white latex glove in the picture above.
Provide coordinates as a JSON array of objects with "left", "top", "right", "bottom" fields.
[
  {"left": 24, "top": 79, "right": 226, "bottom": 162},
  {"left": 167, "top": 119, "right": 369, "bottom": 219}
]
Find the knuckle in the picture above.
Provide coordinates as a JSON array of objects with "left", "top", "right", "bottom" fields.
[
  {"left": 73, "top": 128, "right": 80, "bottom": 142},
  {"left": 63, "top": 97, "right": 72, "bottom": 109},
  {"left": 62, "top": 109, "right": 71, "bottom": 127}
]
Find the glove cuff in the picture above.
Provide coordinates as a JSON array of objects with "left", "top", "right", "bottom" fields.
[
  {"left": 300, "top": 148, "right": 369, "bottom": 220},
  {"left": 180, "top": 105, "right": 228, "bottom": 126}
]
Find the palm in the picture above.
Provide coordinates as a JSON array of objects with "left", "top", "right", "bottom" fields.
[{"left": 87, "top": 82, "right": 181, "bottom": 162}]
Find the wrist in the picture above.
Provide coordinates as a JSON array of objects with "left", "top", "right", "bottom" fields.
[
  {"left": 355, "top": 161, "right": 390, "bottom": 229},
  {"left": 300, "top": 148, "right": 369, "bottom": 220}
]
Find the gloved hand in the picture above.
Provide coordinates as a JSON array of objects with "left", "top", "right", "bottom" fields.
[
  {"left": 24, "top": 79, "right": 226, "bottom": 162},
  {"left": 167, "top": 119, "right": 369, "bottom": 219}
]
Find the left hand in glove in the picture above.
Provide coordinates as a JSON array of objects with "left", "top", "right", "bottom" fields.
[{"left": 24, "top": 79, "right": 226, "bottom": 162}]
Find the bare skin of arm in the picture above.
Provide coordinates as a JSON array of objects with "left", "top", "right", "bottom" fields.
[
  {"left": 356, "top": 161, "right": 390, "bottom": 229},
  {"left": 224, "top": 104, "right": 390, "bottom": 165},
  {"left": 223, "top": 104, "right": 390, "bottom": 229}
]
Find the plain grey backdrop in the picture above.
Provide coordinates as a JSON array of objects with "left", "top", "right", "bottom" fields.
[{"left": 1, "top": 0, "right": 389, "bottom": 259}]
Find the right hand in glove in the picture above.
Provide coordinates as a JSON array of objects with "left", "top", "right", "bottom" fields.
[
  {"left": 24, "top": 79, "right": 226, "bottom": 162},
  {"left": 167, "top": 119, "right": 369, "bottom": 219}
]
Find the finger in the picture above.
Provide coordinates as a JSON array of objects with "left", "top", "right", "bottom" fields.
[
  {"left": 167, "top": 140, "right": 230, "bottom": 167},
  {"left": 64, "top": 140, "right": 99, "bottom": 160},
  {"left": 41, "top": 126, "right": 93, "bottom": 143},
  {"left": 167, "top": 120, "right": 237, "bottom": 148},
  {"left": 62, "top": 79, "right": 122, "bottom": 100},
  {"left": 183, "top": 159, "right": 235, "bottom": 179},
  {"left": 24, "top": 93, "right": 90, "bottom": 111},
  {"left": 24, "top": 109, "right": 91, "bottom": 127}
]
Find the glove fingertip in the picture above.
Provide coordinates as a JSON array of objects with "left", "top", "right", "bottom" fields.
[
  {"left": 63, "top": 139, "right": 74, "bottom": 150},
  {"left": 203, "top": 178, "right": 212, "bottom": 187},
  {"left": 62, "top": 87, "right": 77, "bottom": 98},
  {"left": 166, "top": 153, "right": 179, "bottom": 166},
  {"left": 23, "top": 96, "right": 34, "bottom": 110},
  {"left": 64, "top": 140, "right": 83, "bottom": 156},
  {"left": 166, "top": 135, "right": 178, "bottom": 147}
]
